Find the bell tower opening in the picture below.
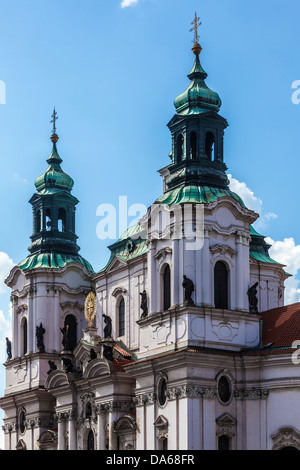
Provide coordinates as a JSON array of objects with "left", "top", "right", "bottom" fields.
[{"left": 205, "top": 131, "right": 215, "bottom": 160}]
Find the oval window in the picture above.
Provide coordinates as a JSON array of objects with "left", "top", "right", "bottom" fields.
[
  {"left": 19, "top": 410, "right": 26, "bottom": 434},
  {"left": 158, "top": 378, "right": 167, "bottom": 406},
  {"left": 218, "top": 376, "right": 231, "bottom": 403}
]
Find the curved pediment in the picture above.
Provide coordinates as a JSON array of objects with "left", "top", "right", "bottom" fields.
[
  {"left": 83, "top": 358, "right": 112, "bottom": 379},
  {"left": 45, "top": 370, "right": 69, "bottom": 390}
]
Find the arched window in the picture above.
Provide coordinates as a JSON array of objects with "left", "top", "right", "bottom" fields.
[
  {"left": 176, "top": 134, "right": 184, "bottom": 162},
  {"left": 205, "top": 131, "right": 215, "bottom": 160},
  {"left": 58, "top": 208, "right": 67, "bottom": 232},
  {"left": 214, "top": 261, "right": 228, "bottom": 309},
  {"left": 22, "top": 318, "right": 28, "bottom": 356},
  {"left": 63, "top": 315, "right": 77, "bottom": 352},
  {"left": 45, "top": 208, "right": 52, "bottom": 231},
  {"left": 163, "top": 265, "right": 171, "bottom": 311},
  {"left": 87, "top": 430, "right": 94, "bottom": 451},
  {"left": 118, "top": 298, "right": 125, "bottom": 337},
  {"left": 36, "top": 209, "right": 41, "bottom": 233},
  {"left": 190, "top": 131, "right": 197, "bottom": 159}
]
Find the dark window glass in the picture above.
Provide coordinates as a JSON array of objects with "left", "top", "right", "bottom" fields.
[
  {"left": 163, "top": 265, "right": 171, "bottom": 311},
  {"left": 64, "top": 315, "right": 77, "bottom": 351},
  {"left": 176, "top": 134, "right": 184, "bottom": 162},
  {"left": 280, "top": 447, "right": 299, "bottom": 451},
  {"left": 23, "top": 318, "right": 28, "bottom": 355},
  {"left": 190, "top": 132, "right": 197, "bottom": 159},
  {"left": 45, "top": 208, "right": 52, "bottom": 231},
  {"left": 218, "top": 435, "right": 230, "bottom": 450},
  {"left": 119, "top": 298, "right": 125, "bottom": 337},
  {"left": 205, "top": 131, "right": 215, "bottom": 160},
  {"left": 36, "top": 210, "right": 41, "bottom": 233},
  {"left": 58, "top": 208, "right": 67, "bottom": 232},
  {"left": 218, "top": 376, "right": 231, "bottom": 403},
  {"left": 86, "top": 402, "right": 92, "bottom": 419},
  {"left": 87, "top": 430, "right": 94, "bottom": 450},
  {"left": 158, "top": 379, "right": 167, "bottom": 406},
  {"left": 214, "top": 261, "right": 228, "bottom": 309},
  {"left": 19, "top": 411, "right": 26, "bottom": 434}
]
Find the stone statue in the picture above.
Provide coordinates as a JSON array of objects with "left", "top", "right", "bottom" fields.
[
  {"left": 248, "top": 282, "right": 259, "bottom": 314},
  {"left": 140, "top": 290, "right": 148, "bottom": 318},
  {"left": 103, "top": 344, "right": 114, "bottom": 362},
  {"left": 102, "top": 314, "right": 112, "bottom": 338},
  {"left": 6, "top": 337, "right": 12, "bottom": 360},
  {"left": 90, "top": 348, "right": 97, "bottom": 361},
  {"left": 182, "top": 275, "right": 194, "bottom": 305},
  {"left": 60, "top": 325, "right": 69, "bottom": 351},
  {"left": 62, "top": 357, "right": 74, "bottom": 373},
  {"left": 47, "top": 360, "right": 57, "bottom": 375},
  {"left": 36, "top": 323, "right": 46, "bottom": 353}
]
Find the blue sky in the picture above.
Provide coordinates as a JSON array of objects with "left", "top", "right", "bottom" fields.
[{"left": 0, "top": 0, "right": 300, "bottom": 447}]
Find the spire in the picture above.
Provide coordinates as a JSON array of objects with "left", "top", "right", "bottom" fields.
[
  {"left": 174, "top": 14, "right": 221, "bottom": 115},
  {"left": 164, "top": 17, "right": 229, "bottom": 192},
  {"left": 47, "top": 107, "right": 62, "bottom": 166},
  {"left": 34, "top": 109, "right": 74, "bottom": 194},
  {"left": 190, "top": 12, "right": 202, "bottom": 52}
]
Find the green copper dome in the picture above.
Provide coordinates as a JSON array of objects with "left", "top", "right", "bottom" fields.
[
  {"left": 34, "top": 134, "right": 74, "bottom": 195},
  {"left": 174, "top": 43, "right": 222, "bottom": 115}
]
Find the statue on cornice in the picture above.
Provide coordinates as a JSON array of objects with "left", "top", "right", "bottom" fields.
[
  {"left": 248, "top": 282, "right": 259, "bottom": 314},
  {"left": 102, "top": 314, "right": 112, "bottom": 338},
  {"left": 140, "top": 290, "right": 148, "bottom": 318},
  {"left": 6, "top": 337, "right": 12, "bottom": 360},
  {"left": 36, "top": 323, "right": 46, "bottom": 353},
  {"left": 183, "top": 275, "right": 195, "bottom": 305}
]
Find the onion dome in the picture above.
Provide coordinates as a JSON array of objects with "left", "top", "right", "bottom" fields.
[
  {"left": 34, "top": 132, "right": 74, "bottom": 195},
  {"left": 174, "top": 41, "right": 222, "bottom": 115}
]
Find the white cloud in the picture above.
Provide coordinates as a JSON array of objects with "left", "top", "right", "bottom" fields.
[
  {"left": 228, "top": 174, "right": 277, "bottom": 230},
  {"left": 228, "top": 175, "right": 300, "bottom": 305},
  {"left": 12, "top": 173, "right": 27, "bottom": 184},
  {"left": 266, "top": 237, "right": 300, "bottom": 305},
  {"left": 121, "top": 0, "right": 139, "bottom": 7},
  {"left": 0, "top": 252, "right": 14, "bottom": 295}
]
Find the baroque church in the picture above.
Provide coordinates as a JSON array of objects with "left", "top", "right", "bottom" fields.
[{"left": 1, "top": 17, "right": 300, "bottom": 451}]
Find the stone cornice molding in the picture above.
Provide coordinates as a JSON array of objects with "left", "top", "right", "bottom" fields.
[
  {"left": 96, "top": 400, "right": 134, "bottom": 414},
  {"left": 111, "top": 287, "right": 128, "bottom": 297},
  {"left": 154, "top": 247, "right": 172, "bottom": 261},
  {"left": 234, "top": 387, "right": 269, "bottom": 400},
  {"left": 236, "top": 230, "right": 251, "bottom": 243},
  {"left": 133, "top": 392, "right": 157, "bottom": 407},
  {"left": 60, "top": 301, "right": 84, "bottom": 312},
  {"left": 2, "top": 422, "right": 17, "bottom": 434},
  {"left": 210, "top": 244, "right": 237, "bottom": 258}
]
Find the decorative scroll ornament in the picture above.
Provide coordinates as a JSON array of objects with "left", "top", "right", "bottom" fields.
[{"left": 84, "top": 292, "right": 97, "bottom": 327}]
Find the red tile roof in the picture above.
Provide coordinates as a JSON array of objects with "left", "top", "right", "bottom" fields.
[{"left": 261, "top": 302, "right": 300, "bottom": 348}]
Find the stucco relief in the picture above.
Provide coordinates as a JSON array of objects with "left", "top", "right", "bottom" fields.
[
  {"left": 191, "top": 317, "right": 204, "bottom": 338},
  {"left": 211, "top": 319, "right": 238, "bottom": 342}
]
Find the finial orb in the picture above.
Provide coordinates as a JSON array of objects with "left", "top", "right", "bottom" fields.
[
  {"left": 192, "top": 42, "right": 202, "bottom": 56},
  {"left": 50, "top": 133, "right": 59, "bottom": 144}
]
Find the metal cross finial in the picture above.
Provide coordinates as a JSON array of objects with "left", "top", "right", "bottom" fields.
[
  {"left": 51, "top": 107, "right": 58, "bottom": 134},
  {"left": 190, "top": 12, "right": 201, "bottom": 44}
]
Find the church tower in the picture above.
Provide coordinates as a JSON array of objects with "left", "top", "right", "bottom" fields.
[{"left": 0, "top": 112, "right": 94, "bottom": 450}]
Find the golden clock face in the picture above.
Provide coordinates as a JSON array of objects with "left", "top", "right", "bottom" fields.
[{"left": 84, "top": 291, "right": 97, "bottom": 327}]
